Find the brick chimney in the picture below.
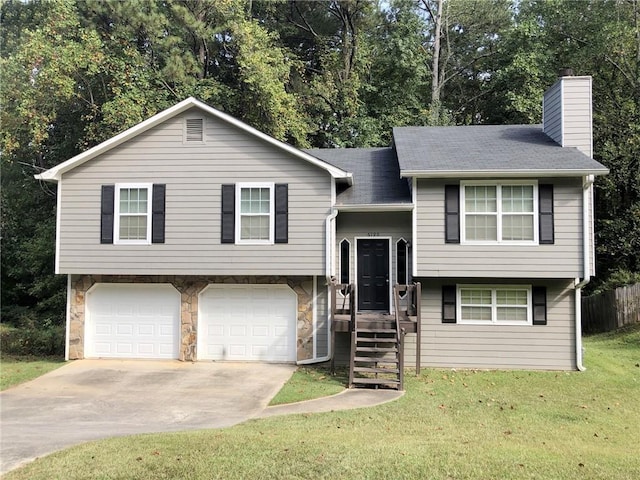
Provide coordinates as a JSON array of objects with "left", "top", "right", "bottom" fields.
[{"left": 542, "top": 69, "right": 593, "bottom": 158}]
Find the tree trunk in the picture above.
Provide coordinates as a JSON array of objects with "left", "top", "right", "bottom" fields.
[{"left": 431, "top": 0, "right": 444, "bottom": 106}]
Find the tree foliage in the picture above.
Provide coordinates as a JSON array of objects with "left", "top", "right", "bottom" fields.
[{"left": 1, "top": 0, "right": 638, "bottom": 328}]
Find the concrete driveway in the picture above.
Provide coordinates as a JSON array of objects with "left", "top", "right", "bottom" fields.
[{"left": 0, "top": 359, "right": 295, "bottom": 474}]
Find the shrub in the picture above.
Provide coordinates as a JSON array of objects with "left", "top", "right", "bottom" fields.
[{"left": 0, "top": 313, "right": 64, "bottom": 356}]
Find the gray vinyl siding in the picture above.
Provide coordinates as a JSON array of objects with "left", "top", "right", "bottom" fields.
[
  {"left": 335, "top": 211, "right": 413, "bottom": 288},
  {"left": 543, "top": 76, "right": 592, "bottom": 158},
  {"left": 543, "top": 80, "right": 562, "bottom": 145},
  {"left": 315, "top": 276, "right": 329, "bottom": 358},
  {"left": 415, "top": 178, "right": 585, "bottom": 278},
  {"left": 58, "top": 108, "right": 332, "bottom": 275},
  {"left": 403, "top": 279, "right": 576, "bottom": 370}
]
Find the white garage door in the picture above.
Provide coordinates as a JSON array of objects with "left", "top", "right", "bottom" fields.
[
  {"left": 85, "top": 283, "right": 180, "bottom": 359},
  {"left": 198, "top": 284, "right": 297, "bottom": 362}
]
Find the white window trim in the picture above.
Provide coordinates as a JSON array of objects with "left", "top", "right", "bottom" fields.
[
  {"left": 457, "top": 284, "right": 533, "bottom": 326},
  {"left": 460, "top": 180, "right": 539, "bottom": 245},
  {"left": 183, "top": 117, "right": 205, "bottom": 144},
  {"left": 114, "top": 183, "right": 152, "bottom": 245},
  {"left": 235, "top": 182, "right": 275, "bottom": 245}
]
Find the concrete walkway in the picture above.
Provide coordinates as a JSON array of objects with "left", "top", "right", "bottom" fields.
[
  {"left": 0, "top": 360, "right": 403, "bottom": 474},
  {"left": 260, "top": 388, "right": 404, "bottom": 418}
]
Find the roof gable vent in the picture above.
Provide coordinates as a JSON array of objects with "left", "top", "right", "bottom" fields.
[{"left": 185, "top": 118, "right": 204, "bottom": 143}]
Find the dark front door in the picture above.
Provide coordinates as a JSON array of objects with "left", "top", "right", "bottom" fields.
[{"left": 357, "top": 238, "right": 390, "bottom": 311}]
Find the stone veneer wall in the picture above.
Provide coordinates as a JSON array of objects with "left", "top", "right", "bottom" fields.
[{"left": 69, "top": 275, "right": 315, "bottom": 362}]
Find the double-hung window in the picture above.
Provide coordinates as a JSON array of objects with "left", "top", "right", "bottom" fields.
[
  {"left": 462, "top": 182, "right": 537, "bottom": 243},
  {"left": 114, "top": 184, "right": 152, "bottom": 244},
  {"left": 236, "top": 183, "right": 274, "bottom": 244},
  {"left": 458, "top": 285, "right": 532, "bottom": 325}
]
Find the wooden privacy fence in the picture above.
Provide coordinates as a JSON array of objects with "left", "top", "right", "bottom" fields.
[{"left": 582, "top": 283, "right": 640, "bottom": 334}]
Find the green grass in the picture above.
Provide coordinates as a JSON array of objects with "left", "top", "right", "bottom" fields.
[
  {"left": 5, "top": 326, "right": 640, "bottom": 480},
  {"left": 0, "top": 355, "right": 65, "bottom": 391},
  {"left": 269, "top": 365, "right": 348, "bottom": 405}
]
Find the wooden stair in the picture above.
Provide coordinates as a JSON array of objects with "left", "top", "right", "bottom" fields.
[
  {"left": 330, "top": 282, "right": 422, "bottom": 391},
  {"left": 349, "top": 318, "right": 404, "bottom": 390}
]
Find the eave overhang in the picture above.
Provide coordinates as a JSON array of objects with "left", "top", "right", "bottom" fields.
[
  {"left": 400, "top": 168, "right": 609, "bottom": 179},
  {"left": 335, "top": 203, "right": 414, "bottom": 212}
]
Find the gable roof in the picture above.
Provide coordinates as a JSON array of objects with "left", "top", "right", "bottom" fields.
[
  {"left": 35, "top": 97, "right": 352, "bottom": 183},
  {"left": 393, "top": 124, "right": 609, "bottom": 178},
  {"left": 305, "top": 147, "right": 412, "bottom": 209}
]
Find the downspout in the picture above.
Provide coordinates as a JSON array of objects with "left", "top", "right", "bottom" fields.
[
  {"left": 65, "top": 275, "right": 71, "bottom": 361},
  {"left": 575, "top": 174, "right": 595, "bottom": 371},
  {"left": 326, "top": 208, "right": 338, "bottom": 283},
  {"left": 298, "top": 206, "right": 338, "bottom": 365}
]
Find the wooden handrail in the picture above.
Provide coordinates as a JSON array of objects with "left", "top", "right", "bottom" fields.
[
  {"left": 394, "top": 282, "right": 422, "bottom": 376},
  {"left": 330, "top": 281, "right": 356, "bottom": 375},
  {"left": 393, "top": 293, "right": 405, "bottom": 390}
]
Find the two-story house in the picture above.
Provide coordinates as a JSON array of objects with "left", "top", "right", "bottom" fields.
[{"left": 37, "top": 73, "right": 607, "bottom": 386}]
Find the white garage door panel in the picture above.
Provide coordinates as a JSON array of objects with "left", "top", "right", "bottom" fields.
[
  {"left": 198, "top": 284, "right": 297, "bottom": 362},
  {"left": 86, "top": 284, "right": 180, "bottom": 359}
]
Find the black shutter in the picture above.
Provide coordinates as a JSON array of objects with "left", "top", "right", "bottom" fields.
[
  {"left": 442, "top": 285, "right": 457, "bottom": 323},
  {"left": 532, "top": 286, "right": 547, "bottom": 325},
  {"left": 274, "top": 183, "right": 288, "bottom": 244},
  {"left": 539, "top": 184, "right": 554, "bottom": 244},
  {"left": 445, "top": 185, "right": 460, "bottom": 243},
  {"left": 221, "top": 184, "right": 235, "bottom": 243},
  {"left": 100, "top": 185, "right": 115, "bottom": 244},
  {"left": 151, "top": 184, "right": 166, "bottom": 244}
]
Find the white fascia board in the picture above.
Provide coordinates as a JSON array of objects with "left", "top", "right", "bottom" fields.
[
  {"left": 335, "top": 203, "right": 414, "bottom": 212},
  {"left": 35, "top": 97, "right": 352, "bottom": 183},
  {"left": 400, "top": 168, "right": 609, "bottom": 178}
]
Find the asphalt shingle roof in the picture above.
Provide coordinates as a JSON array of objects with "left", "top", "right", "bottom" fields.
[
  {"left": 304, "top": 147, "right": 411, "bottom": 205},
  {"left": 393, "top": 124, "right": 608, "bottom": 174}
]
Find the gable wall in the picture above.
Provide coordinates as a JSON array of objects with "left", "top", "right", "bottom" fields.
[
  {"left": 415, "top": 178, "right": 584, "bottom": 278},
  {"left": 335, "top": 211, "right": 413, "bottom": 287},
  {"left": 58, "top": 109, "right": 332, "bottom": 275}
]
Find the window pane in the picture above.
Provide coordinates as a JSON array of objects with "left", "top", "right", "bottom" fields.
[
  {"left": 502, "top": 185, "right": 533, "bottom": 213},
  {"left": 240, "top": 215, "right": 269, "bottom": 240},
  {"left": 497, "top": 307, "right": 528, "bottom": 322},
  {"left": 465, "top": 215, "right": 497, "bottom": 241},
  {"left": 120, "top": 188, "right": 148, "bottom": 214},
  {"left": 496, "top": 289, "right": 528, "bottom": 305},
  {"left": 340, "top": 240, "right": 350, "bottom": 284},
  {"left": 503, "top": 215, "right": 534, "bottom": 241},
  {"left": 461, "top": 306, "right": 492, "bottom": 321},
  {"left": 119, "top": 215, "right": 147, "bottom": 240},
  {"left": 465, "top": 186, "right": 497, "bottom": 213},
  {"left": 240, "top": 187, "right": 270, "bottom": 214},
  {"left": 397, "top": 240, "right": 407, "bottom": 285},
  {"left": 461, "top": 289, "right": 492, "bottom": 305}
]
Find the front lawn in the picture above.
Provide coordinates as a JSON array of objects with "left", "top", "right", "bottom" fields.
[
  {"left": 269, "top": 365, "right": 348, "bottom": 405},
  {"left": 0, "top": 355, "right": 65, "bottom": 391},
  {"left": 5, "top": 325, "right": 639, "bottom": 480}
]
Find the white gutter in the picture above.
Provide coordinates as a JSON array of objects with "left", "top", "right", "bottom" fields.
[
  {"left": 400, "top": 168, "right": 608, "bottom": 179},
  {"left": 574, "top": 174, "right": 595, "bottom": 371},
  {"left": 335, "top": 203, "right": 414, "bottom": 212}
]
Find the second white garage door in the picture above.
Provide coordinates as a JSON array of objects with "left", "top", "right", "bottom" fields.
[{"left": 198, "top": 284, "right": 297, "bottom": 362}]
